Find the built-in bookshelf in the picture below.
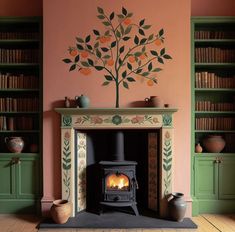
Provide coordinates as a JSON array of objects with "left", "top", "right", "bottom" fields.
[
  {"left": 191, "top": 17, "right": 235, "bottom": 216},
  {"left": 0, "top": 17, "right": 42, "bottom": 213}
]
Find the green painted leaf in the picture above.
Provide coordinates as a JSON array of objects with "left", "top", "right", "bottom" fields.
[
  {"left": 69, "top": 64, "right": 76, "bottom": 71},
  {"left": 140, "top": 38, "right": 147, "bottom": 45},
  {"left": 143, "top": 25, "right": 151, "bottom": 30},
  {"left": 142, "top": 72, "right": 149, "bottom": 76},
  {"left": 136, "top": 68, "right": 142, "bottom": 74},
  {"left": 95, "top": 66, "right": 104, "bottom": 70},
  {"left": 74, "top": 55, "right": 80, "bottom": 63},
  {"left": 97, "top": 15, "right": 105, "bottom": 19},
  {"left": 122, "top": 7, "right": 127, "bottom": 16},
  {"left": 117, "top": 14, "right": 124, "bottom": 19},
  {"left": 88, "top": 59, "right": 94, "bottom": 66},
  {"left": 97, "top": 7, "right": 104, "bottom": 14},
  {"left": 86, "top": 44, "right": 92, "bottom": 50},
  {"left": 127, "top": 12, "right": 133, "bottom": 17},
  {"left": 127, "top": 77, "right": 135, "bottom": 82},
  {"left": 96, "top": 49, "right": 102, "bottom": 58},
  {"left": 150, "top": 50, "right": 158, "bottom": 56},
  {"left": 160, "top": 48, "right": 165, "bottom": 56},
  {"left": 104, "top": 30, "right": 110, "bottom": 36},
  {"left": 118, "top": 58, "right": 122, "bottom": 65},
  {"left": 134, "top": 35, "right": 139, "bottom": 45},
  {"left": 148, "top": 34, "right": 154, "bottom": 40},
  {"left": 103, "top": 21, "right": 110, "bottom": 26},
  {"left": 119, "top": 46, "right": 125, "bottom": 54},
  {"left": 159, "top": 28, "right": 164, "bottom": 37},
  {"left": 103, "top": 54, "right": 111, "bottom": 59},
  {"left": 81, "top": 61, "right": 89, "bottom": 67},
  {"left": 127, "top": 62, "right": 132, "bottom": 70},
  {"left": 93, "top": 30, "right": 100, "bottom": 36},
  {"left": 101, "top": 47, "right": 109, "bottom": 52},
  {"left": 139, "top": 18, "right": 145, "bottom": 26},
  {"left": 122, "top": 70, "right": 127, "bottom": 78},
  {"left": 85, "top": 35, "right": 91, "bottom": 43},
  {"left": 77, "top": 44, "right": 84, "bottom": 50},
  {"left": 76, "top": 37, "right": 84, "bottom": 43},
  {"left": 94, "top": 42, "right": 99, "bottom": 49},
  {"left": 148, "top": 62, "right": 152, "bottom": 71},
  {"left": 125, "top": 26, "right": 132, "bottom": 34},
  {"left": 63, "top": 58, "right": 72, "bottom": 63},
  {"left": 116, "top": 30, "right": 121, "bottom": 38},
  {"left": 110, "top": 12, "right": 115, "bottom": 20},
  {"left": 158, "top": 57, "right": 164, "bottom": 64},
  {"left": 123, "top": 81, "right": 129, "bottom": 89},
  {"left": 139, "top": 29, "right": 145, "bottom": 36},
  {"left": 163, "top": 54, "right": 172, "bottom": 59},
  {"left": 120, "top": 24, "right": 124, "bottom": 35},
  {"left": 153, "top": 67, "right": 162, "bottom": 72},
  {"left": 111, "top": 41, "right": 116, "bottom": 48},
  {"left": 102, "top": 81, "right": 110, "bottom": 86},
  {"left": 134, "top": 52, "right": 142, "bottom": 57},
  {"left": 123, "top": 36, "right": 131, "bottom": 41},
  {"left": 105, "top": 75, "right": 113, "bottom": 81}
]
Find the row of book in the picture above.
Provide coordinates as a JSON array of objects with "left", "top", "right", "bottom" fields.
[
  {"left": 0, "top": 73, "right": 39, "bottom": 89},
  {"left": 0, "top": 49, "right": 39, "bottom": 63},
  {"left": 0, "top": 97, "right": 39, "bottom": 112},
  {"left": 0, "top": 116, "right": 36, "bottom": 130},
  {"left": 195, "top": 47, "right": 235, "bottom": 63},
  {"left": 195, "top": 30, "right": 235, "bottom": 39},
  {"left": 195, "top": 101, "right": 235, "bottom": 111},
  {"left": 195, "top": 117, "right": 235, "bottom": 130},
  {"left": 195, "top": 72, "right": 235, "bottom": 88},
  {"left": 0, "top": 32, "right": 39, "bottom": 40}
]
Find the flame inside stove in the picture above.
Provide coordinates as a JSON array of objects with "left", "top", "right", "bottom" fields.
[{"left": 106, "top": 173, "right": 129, "bottom": 191}]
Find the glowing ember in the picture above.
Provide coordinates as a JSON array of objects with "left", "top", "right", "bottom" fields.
[{"left": 106, "top": 173, "right": 129, "bottom": 191}]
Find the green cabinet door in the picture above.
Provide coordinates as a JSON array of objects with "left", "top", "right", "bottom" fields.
[
  {"left": 0, "top": 157, "right": 15, "bottom": 198},
  {"left": 219, "top": 157, "right": 235, "bottom": 199},
  {"left": 195, "top": 156, "right": 218, "bottom": 199},
  {"left": 16, "top": 156, "right": 39, "bottom": 199}
]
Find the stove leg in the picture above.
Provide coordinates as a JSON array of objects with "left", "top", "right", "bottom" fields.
[{"left": 131, "top": 204, "right": 139, "bottom": 216}]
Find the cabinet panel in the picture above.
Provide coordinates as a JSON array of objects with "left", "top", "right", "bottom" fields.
[
  {"left": 219, "top": 157, "right": 235, "bottom": 199},
  {"left": 195, "top": 157, "right": 218, "bottom": 199},
  {"left": 0, "top": 158, "right": 15, "bottom": 198}
]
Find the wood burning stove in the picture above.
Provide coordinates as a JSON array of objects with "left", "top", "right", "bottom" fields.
[{"left": 99, "top": 131, "right": 139, "bottom": 216}]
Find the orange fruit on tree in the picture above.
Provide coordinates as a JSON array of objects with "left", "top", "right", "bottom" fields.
[
  {"left": 107, "top": 59, "right": 114, "bottom": 66},
  {"left": 105, "top": 36, "right": 111, "bottom": 42},
  {"left": 99, "top": 36, "right": 107, "bottom": 43},
  {"left": 128, "top": 55, "right": 135, "bottom": 63},
  {"left": 147, "top": 79, "right": 154, "bottom": 86},
  {"left": 155, "top": 39, "right": 162, "bottom": 46},
  {"left": 139, "top": 53, "right": 147, "bottom": 60},
  {"left": 69, "top": 49, "right": 78, "bottom": 57},
  {"left": 81, "top": 51, "right": 89, "bottom": 58},
  {"left": 80, "top": 68, "right": 91, "bottom": 75},
  {"left": 123, "top": 18, "right": 131, "bottom": 25}
]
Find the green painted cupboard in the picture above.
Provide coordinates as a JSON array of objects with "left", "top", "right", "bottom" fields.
[
  {"left": 191, "top": 17, "right": 235, "bottom": 215},
  {"left": 0, "top": 17, "right": 42, "bottom": 213}
]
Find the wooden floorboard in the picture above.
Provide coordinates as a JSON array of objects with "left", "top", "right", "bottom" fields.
[{"left": 0, "top": 214, "right": 234, "bottom": 232}]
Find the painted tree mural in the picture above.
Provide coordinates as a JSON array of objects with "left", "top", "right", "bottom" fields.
[{"left": 63, "top": 6, "right": 172, "bottom": 108}]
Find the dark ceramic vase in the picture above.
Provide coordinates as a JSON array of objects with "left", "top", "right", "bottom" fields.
[
  {"left": 75, "top": 94, "right": 90, "bottom": 108},
  {"left": 168, "top": 192, "right": 187, "bottom": 222}
]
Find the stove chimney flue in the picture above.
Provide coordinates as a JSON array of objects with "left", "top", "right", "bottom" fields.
[{"left": 111, "top": 131, "right": 125, "bottom": 161}]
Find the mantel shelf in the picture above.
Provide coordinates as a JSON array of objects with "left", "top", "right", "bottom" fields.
[{"left": 55, "top": 107, "right": 178, "bottom": 115}]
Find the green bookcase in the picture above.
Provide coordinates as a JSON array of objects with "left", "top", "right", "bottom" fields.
[
  {"left": 191, "top": 16, "right": 235, "bottom": 215},
  {"left": 0, "top": 17, "right": 42, "bottom": 213}
]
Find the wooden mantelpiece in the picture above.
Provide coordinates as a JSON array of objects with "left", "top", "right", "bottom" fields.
[{"left": 55, "top": 107, "right": 177, "bottom": 218}]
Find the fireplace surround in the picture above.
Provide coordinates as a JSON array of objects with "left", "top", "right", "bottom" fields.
[{"left": 55, "top": 107, "right": 177, "bottom": 218}]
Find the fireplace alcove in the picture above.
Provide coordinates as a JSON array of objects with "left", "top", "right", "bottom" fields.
[{"left": 55, "top": 108, "right": 177, "bottom": 219}]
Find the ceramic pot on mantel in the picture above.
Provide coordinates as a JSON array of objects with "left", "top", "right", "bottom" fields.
[
  {"left": 50, "top": 199, "right": 71, "bottom": 224},
  {"left": 202, "top": 135, "right": 225, "bottom": 153},
  {"left": 75, "top": 94, "right": 90, "bottom": 108},
  {"left": 168, "top": 192, "right": 187, "bottom": 222}
]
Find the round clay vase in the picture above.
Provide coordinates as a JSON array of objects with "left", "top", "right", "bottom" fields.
[
  {"left": 5, "top": 137, "right": 24, "bottom": 153},
  {"left": 195, "top": 143, "right": 203, "bottom": 153},
  {"left": 50, "top": 199, "right": 71, "bottom": 224},
  {"left": 75, "top": 94, "right": 90, "bottom": 108},
  {"left": 203, "top": 135, "right": 225, "bottom": 153},
  {"left": 168, "top": 192, "right": 187, "bottom": 222}
]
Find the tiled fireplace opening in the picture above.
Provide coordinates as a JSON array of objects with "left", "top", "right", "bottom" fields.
[
  {"left": 56, "top": 108, "right": 177, "bottom": 218},
  {"left": 84, "top": 130, "right": 159, "bottom": 215}
]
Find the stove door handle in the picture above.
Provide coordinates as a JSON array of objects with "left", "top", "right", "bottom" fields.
[{"left": 132, "top": 178, "right": 139, "bottom": 190}]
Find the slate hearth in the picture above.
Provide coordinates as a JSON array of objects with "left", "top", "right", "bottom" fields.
[{"left": 39, "top": 211, "right": 197, "bottom": 229}]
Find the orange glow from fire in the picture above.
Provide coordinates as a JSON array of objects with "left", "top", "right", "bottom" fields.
[{"left": 106, "top": 174, "right": 129, "bottom": 190}]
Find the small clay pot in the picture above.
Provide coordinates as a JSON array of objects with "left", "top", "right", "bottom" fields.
[
  {"left": 50, "top": 199, "right": 71, "bottom": 224},
  {"left": 195, "top": 143, "right": 203, "bottom": 153}
]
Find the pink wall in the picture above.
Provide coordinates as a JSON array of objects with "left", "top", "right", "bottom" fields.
[
  {"left": 0, "top": 0, "right": 42, "bottom": 16},
  {"left": 42, "top": 0, "right": 191, "bottom": 216},
  {"left": 192, "top": 0, "right": 235, "bottom": 16}
]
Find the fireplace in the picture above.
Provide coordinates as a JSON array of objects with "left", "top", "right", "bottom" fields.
[{"left": 55, "top": 108, "right": 177, "bottom": 218}]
